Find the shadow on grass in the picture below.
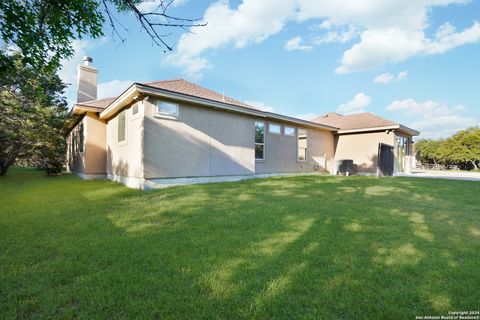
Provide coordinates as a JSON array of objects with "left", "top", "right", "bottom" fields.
[{"left": 0, "top": 168, "right": 479, "bottom": 319}]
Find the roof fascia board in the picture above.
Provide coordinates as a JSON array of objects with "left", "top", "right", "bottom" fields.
[
  {"left": 139, "top": 84, "right": 337, "bottom": 130},
  {"left": 100, "top": 83, "right": 337, "bottom": 131},
  {"left": 338, "top": 124, "right": 419, "bottom": 136},
  {"left": 137, "top": 84, "right": 266, "bottom": 117},
  {"left": 71, "top": 105, "right": 103, "bottom": 115},
  {"left": 265, "top": 113, "right": 338, "bottom": 130},
  {"left": 99, "top": 84, "right": 139, "bottom": 119},
  {"left": 398, "top": 124, "right": 420, "bottom": 136},
  {"left": 337, "top": 125, "right": 400, "bottom": 134}
]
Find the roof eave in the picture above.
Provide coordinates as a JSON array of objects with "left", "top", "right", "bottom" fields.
[
  {"left": 337, "top": 124, "right": 420, "bottom": 136},
  {"left": 99, "top": 83, "right": 338, "bottom": 130},
  {"left": 99, "top": 84, "right": 140, "bottom": 119}
]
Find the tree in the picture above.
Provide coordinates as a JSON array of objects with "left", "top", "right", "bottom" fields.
[
  {"left": 415, "top": 127, "right": 480, "bottom": 171},
  {"left": 0, "top": 0, "right": 205, "bottom": 70},
  {"left": 0, "top": 53, "right": 68, "bottom": 175},
  {"left": 445, "top": 128, "right": 480, "bottom": 170}
]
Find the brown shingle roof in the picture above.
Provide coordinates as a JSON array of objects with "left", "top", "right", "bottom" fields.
[
  {"left": 141, "top": 79, "right": 256, "bottom": 110},
  {"left": 77, "top": 97, "right": 117, "bottom": 110},
  {"left": 75, "top": 79, "right": 257, "bottom": 112},
  {"left": 312, "top": 112, "right": 397, "bottom": 131}
]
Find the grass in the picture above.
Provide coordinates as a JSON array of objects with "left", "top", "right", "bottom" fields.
[{"left": 0, "top": 167, "right": 479, "bottom": 319}]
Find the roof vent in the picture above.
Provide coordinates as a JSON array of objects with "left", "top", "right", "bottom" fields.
[{"left": 83, "top": 56, "right": 93, "bottom": 66}]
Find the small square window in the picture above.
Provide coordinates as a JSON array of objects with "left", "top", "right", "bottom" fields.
[
  {"left": 284, "top": 126, "right": 295, "bottom": 136},
  {"left": 156, "top": 100, "right": 178, "bottom": 118},
  {"left": 269, "top": 123, "right": 281, "bottom": 134}
]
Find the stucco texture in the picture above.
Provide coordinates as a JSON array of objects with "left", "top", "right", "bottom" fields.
[
  {"left": 67, "top": 113, "right": 106, "bottom": 174},
  {"left": 255, "top": 126, "right": 334, "bottom": 174},
  {"left": 143, "top": 99, "right": 255, "bottom": 179},
  {"left": 106, "top": 102, "right": 144, "bottom": 178},
  {"left": 334, "top": 131, "right": 395, "bottom": 174}
]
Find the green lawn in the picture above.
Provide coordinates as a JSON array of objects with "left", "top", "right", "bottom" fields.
[{"left": 1, "top": 167, "right": 479, "bottom": 319}]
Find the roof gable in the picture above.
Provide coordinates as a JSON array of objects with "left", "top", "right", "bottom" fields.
[
  {"left": 312, "top": 112, "right": 397, "bottom": 130},
  {"left": 142, "top": 79, "right": 256, "bottom": 110}
]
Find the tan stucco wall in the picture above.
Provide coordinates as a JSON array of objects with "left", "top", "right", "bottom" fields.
[
  {"left": 335, "top": 131, "right": 395, "bottom": 173},
  {"left": 143, "top": 99, "right": 255, "bottom": 179},
  {"left": 106, "top": 102, "right": 144, "bottom": 178},
  {"left": 67, "top": 113, "right": 106, "bottom": 174},
  {"left": 255, "top": 125, "right": 335, "bottom": 174},
  {"left": 84, "top": 113, "right": 106, "bottom": 174}
]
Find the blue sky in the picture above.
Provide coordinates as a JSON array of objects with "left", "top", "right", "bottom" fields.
[{"left": 60, "top": 0, "right": 480, "bottom": 138}]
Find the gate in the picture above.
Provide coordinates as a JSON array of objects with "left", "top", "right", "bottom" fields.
[{"left": 378, "top": 143, "right": 394, "bottom": 176}]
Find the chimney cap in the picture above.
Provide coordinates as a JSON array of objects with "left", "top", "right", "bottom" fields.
[{"left": 83, "top": 56, "right": 93, "bottom": 66}]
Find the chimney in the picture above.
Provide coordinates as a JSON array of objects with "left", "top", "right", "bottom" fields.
[{"left": 77, "top": 56, "right": 98, "bottom": 103}]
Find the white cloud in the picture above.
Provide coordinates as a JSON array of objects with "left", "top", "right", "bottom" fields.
[
  {"left": 313, "top": 25, "right": 358, "bottom": 44},
  {"left": 386, "top": 99, "right": 454, "bottom": 117},
  {"left": 294, "top": 112, "right": 318, "bottom": 120},
  {"left": 97, "top": 80, "right": 133, "bottom": 99},
  {"left": 337, "top": 92, "right": 371, "bottom": 115},
  {"left": 424, "top": 21, "right": 480, "bottom": 54},
  {"left": 410, "top": 115, "right": 477, "bottom": 138},
  {"left": 318, "top": 20, "right": 334, "bottom": 30},
  {"left": 168, "top": 0, "right": 479, "bottom": 77},
  {"left": 166, "top": 0, "right": 296, "bottom": 78},
  {"left": 386, "top": 98, "right": 478, "bottom": 138},
  {"left": 397, "top": 70, "right": 408, "bottom": 80},
  {"left": 335, "top": 28, "right": 424, "bottom": 74},
  {"left": 137, "top": 0, "right": 188, "bottom": 13},
  {"left": 244, "top": 100, "right": 275, "bottom": 112},
  {"left": 374, "top": 70, "right": 408, "bottom": 84},
  {"left": 374, "top": 73, "right": 395, "bottom": 84},
  {"left": 284, "top": 36, "right": 312, "bottom": 51}
]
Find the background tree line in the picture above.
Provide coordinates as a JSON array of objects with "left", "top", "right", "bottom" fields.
[
  {"left": 415, "top": 127, "right": 480, "bottom": 171},
  {"left": 0, "top": 0, "right": 201, "bottom": 176}
]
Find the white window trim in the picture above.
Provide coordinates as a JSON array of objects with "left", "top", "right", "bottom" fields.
[
  {"left": 284, "top": 126, "right": 295, "bottom": 137},
  {"left": 131, "top": 102, "right": 141, "bottom": 120},
  {"left": 154, "top": 100, "right": 179, "bottom": 120},
  {"left": 297, "top": 129, "right": 308, "bottom": 162},
  {"left": 255, "top": 121, "right": 265, "bottom": 161},
  {"left": 117, "top": 111, "right": 127, "bottom": 145},
  {"left": 268, "top": 123, "right": 281, "bottom": 135}
]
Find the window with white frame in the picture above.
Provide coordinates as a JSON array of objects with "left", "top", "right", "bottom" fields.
[
  {"left": 255, "top": 121, "right": 265, "bottom": 160},
  {"left": 132, "top": 104, "right": 139, "bottom": 115},
  {"left": 269, "top": 123, "right": 281, "bottom": 134},
  {"left": 118, "top": 111, "right": 126, "bottom": 143},
  {"left": 284, "top": 126, "right": 295, "bottom": 136},
  {"left": 156, "top": 100, "right": 179, "bottom": 118},
  {"left": 298, "top": 129, "right": 307, "bottom": 161}
]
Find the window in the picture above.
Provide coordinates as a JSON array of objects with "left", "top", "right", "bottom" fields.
[
  {"left": 269, "top": 123, "right": 281, "bottom": 134},
  {"left": 132, "top": 104, "right": 139, "bottom": 115},
  {"left": 284, "top": 126, "right": 295, "bottom": 136},
  {"left": 118, "top": 111, "right": 126, "bottom": 143},
  {"left": 79, "top": 123, "right": 84, "bottom": 153},
  {"left": 298, "top": 129, "right": 307, "bottom": 161},
  {"left": 156, "top": 100, "right": 179, "bottom": 118},
  {"left": 255, "top": 121, "right": 265, "bottom": 160}
]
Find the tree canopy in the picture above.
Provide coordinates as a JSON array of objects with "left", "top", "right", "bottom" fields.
[
  {"left": 0, "top": 53, "right": 68, "bottom": 175},
  {"left": 415, "top": 127, "right": 480, "bottom": 170},
  {"left": 0, "top": 0, "right": 203, "bottom": 175},
  {"left": 0, "top": 0, "right": 204, "bottom": 70}
]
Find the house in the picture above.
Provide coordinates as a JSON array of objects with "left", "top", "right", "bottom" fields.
[
  {"left": 67, "top": 57, "right": 419, "bottom": 189},
  {"left": 312, "top": 112, "right": 419, "bottom": 175}
]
